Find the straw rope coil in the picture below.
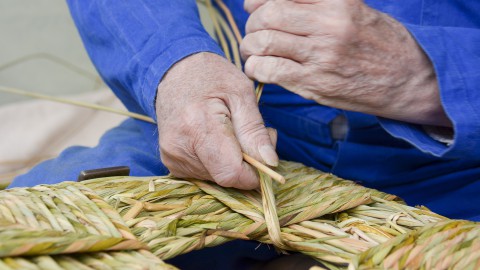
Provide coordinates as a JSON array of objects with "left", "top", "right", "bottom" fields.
[
  {"left": 0, "top": 250, "right": 176, "bottom": 270},
  {"left": 0, "top": 183, "right": 176, "bottom": 269},
  {"left": 0, "top": 183, "right": 145, "bottom": 257},
  {"left": 1, "top": 1, "right": 479, "bottom": 269},
  {"left": 81, "top": 161, "right": 446, "bottom": 269},
  {"left": 351, "top": 220, "right": 480, "bottom": 270},
  {"left": 2, "top": 160, "right": 478, "bottom": 269}
]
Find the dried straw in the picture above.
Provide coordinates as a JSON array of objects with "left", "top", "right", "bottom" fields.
[
  {"left": 0, "top": 183, "right": 145, "bottom": 257},
  {"left": 1, "top": 160, "right": 476, "bottom": 269},
  {"left": 351, "top": 220, "right": 480, "bottom": 270},
  {"left": 81, "top": 161, "right": 445, "bottom": 269},
  {"left": 0, "top": 2, "right": 477, "bottom": 269},
  {"left": 0, "top": 86, "right": 155, "bottom": 124},
  {"left": 0, "top": 250, "right": 176, "bottom": 270}
]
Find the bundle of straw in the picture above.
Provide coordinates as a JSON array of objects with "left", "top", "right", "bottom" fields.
[
  {"left": 351, "top": 220, "right": 480, "bottom": 269},
  {"left": 0, "top": 1, "right": 476, "bottom": 269},
  {"left": 81, "top": 161, "right": 445, "bottom": 269},
  {"left": 0, "top": 183, "right": 144, "bottom": 257},
  {"left": 2, "top": 160, "right": 478, "bottom": 269},
  {"left": 0, "top": 183, "right": 176, "bottom": 269},
  {"left": 0, "top": 250, "right": 177, "bottom": 270}
]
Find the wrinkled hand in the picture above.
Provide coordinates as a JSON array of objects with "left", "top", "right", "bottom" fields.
[
  {"left": 242, "top": 0, "right": 451, "bottom": 127},
  {"left": 156, "top": 52, "right": 278, "bottom": 189}
]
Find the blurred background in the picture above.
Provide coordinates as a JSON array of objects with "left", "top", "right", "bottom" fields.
[
  {"left": 0, "top": 1, "right": 214, "bottom": 187},
  {"left": 0, "top": 0, "right": 121, "bottom": 187},
  {"left": 0, "top": 0, "right": 103, "bottom": 105}
]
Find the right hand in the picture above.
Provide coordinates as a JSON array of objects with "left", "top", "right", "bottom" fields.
[{"left": 156, "top": 52, "right": 278, "bottom": 189}]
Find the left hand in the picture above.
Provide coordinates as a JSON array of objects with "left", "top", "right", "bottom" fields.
[{"left": 241, "top": 0, "right": 451, "bottom": 127}]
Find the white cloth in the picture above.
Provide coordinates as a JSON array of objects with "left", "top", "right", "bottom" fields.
[{"left": 0, "top": 90, "right": 127, "bottom": 186}]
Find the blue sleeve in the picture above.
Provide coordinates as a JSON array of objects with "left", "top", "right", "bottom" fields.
[
  {"left": 66, "top": 0, "right": 224, "bottom": 120},
  {"left": 378, "top": 25, "right": 480, "bottom": 159}
]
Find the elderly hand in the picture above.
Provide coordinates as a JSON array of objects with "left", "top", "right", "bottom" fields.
[
  {"left": 156, "top": 52, "right": 278, "bottom": 189},
  {"left": 241, "top": 0, "right": 451, "bottom": 127}
]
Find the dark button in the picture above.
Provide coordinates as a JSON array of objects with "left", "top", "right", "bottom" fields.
[
  {"left": 330, "top": 114, "right": 348, "bottom": 141},
  {"left": 77, "top": 166, "right": 130, "bottom": 181}
]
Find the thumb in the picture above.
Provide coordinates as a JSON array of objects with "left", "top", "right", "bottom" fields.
[
  {"left": 267, "top": 127, "right": 278, "bottom": 149},
  {"left": 228, "top": 92, "right": 279, "bottom": 167}
]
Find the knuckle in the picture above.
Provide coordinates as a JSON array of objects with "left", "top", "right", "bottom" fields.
[
  {"left": 315, "top": 47, "right": 342, "bottom": 72},
  {"left": 259, "top": 2, "right": 280, "bottom": 29},
  {"left": 264, "top": 59, "right": 280, "bottom": 83},
  {"left": 260, "top": 31, "right": 275, "bottom": 55},
  {"left": 244, "top": 56, "right": 258, "bottom": 78},
  {"left": 180, "top": 103, "right": 205, "bottom": 129},
  {"left": 240, "top": 36, "right": 253, "bottom": 57},
  {"left": 305, "top": 39, "right": 321, "bottom": 61},
  {"left": 335, "top": 22, "right": 356, "bottom": 42}
]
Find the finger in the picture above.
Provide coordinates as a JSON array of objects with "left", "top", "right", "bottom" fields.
[
  {"left": 245, "top": 1, "right": 318, "bottom": 36},
  {"left": 244, "top": 55, "right": 305, "bottom": 92},
  {"left": 195, "top": 101, "right": 260, "bottom": 190},
  {"left": 267, "top": 127, "right": 278, "bottom": 149},
  {"left": 161, "top": 149, "right": 212, "bottom": 180},
  {"left": 244, "top": 0, "right": 269, "bottom": 13},
  {"left": 226, "top": 84, "right": 279, "bottom": 168},
  {"left": 241, "top": 30, "right": 312, "bottom": 62}
]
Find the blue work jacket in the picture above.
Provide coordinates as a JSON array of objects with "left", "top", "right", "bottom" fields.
[{"left": 11, "top": 0, "right": 480, "bottom": 220}]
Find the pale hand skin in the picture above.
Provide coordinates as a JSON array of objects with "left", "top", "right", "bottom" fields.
[
  {"left": 156, "top": 52, "right": 278, "bottom": 190},
  {"left": 242, "top": 0, "right": 452, "bottom": 127}
]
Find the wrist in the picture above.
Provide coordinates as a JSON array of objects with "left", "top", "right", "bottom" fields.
[{"left": 377, "top": 14, "right": 452, "bottom": 127}]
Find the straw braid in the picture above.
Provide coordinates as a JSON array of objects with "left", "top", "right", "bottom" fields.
[
  {"left": 2, "top": 160, "right": 476, "bottom": 269},
  {"left": 0, "top": 1, "right": 476, "bottom": 269},
  {"left": 0, "top": 184, "right": 145, "bottom": 257},
  {"left": 0, "top": 250, "right": 177, "bottom": 270},
  {"left": 82, "top": 161, "right": 445, "bottom": 269},
  {"left": 351, "top": 220, "right": 480, "bottom": 270}
]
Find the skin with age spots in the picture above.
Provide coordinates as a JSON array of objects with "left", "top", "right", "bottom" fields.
[
  {"left": 156, "top": 52, "right": 278, "bottom": 190},
  {"left": 242, "top": 0, "right": 452, "bottom": 127},
  {"left": 156, "top": 0, "right": 452, "bottom": 191}
]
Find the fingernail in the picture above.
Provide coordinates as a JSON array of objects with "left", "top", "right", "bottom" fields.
[{"left": 259, "top": 145, "right": 279, "bottom": 167}]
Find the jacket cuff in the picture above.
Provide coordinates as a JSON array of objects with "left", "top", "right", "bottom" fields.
[{"left": 378, "top": 24, "right": 480, "bottom": 158}]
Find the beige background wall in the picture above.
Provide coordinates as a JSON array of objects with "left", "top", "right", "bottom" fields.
[
  {"left": 0, "top": 0, "right": 104, "bottom": 105},
  {"left": 0, "top": 1, "right": 213, "bottom": 105},
  {"left": 0, "top": 1, "right": 214, "bottom": 186}
]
